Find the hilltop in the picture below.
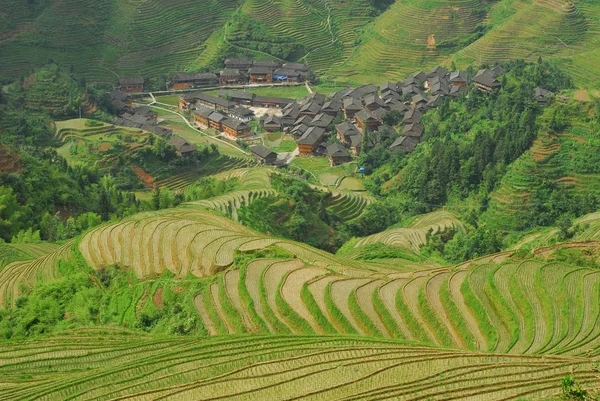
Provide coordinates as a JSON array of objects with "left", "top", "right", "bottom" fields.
[{"left": 2, "top": 0, "right": 600, "bottom": 87}]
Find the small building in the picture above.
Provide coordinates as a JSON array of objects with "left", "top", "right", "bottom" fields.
[
  {"left": 348, "top": 131, "right": 363, "bottom": 156},
  {"left": 291, "top": 123, "right": 310, "bottom": 137},
  {"left": 208, "top": 111, "right": 227, "bottom": 131},
  {"left": 299, "top": 101, "right": 323, "bottom": 118},
  {"left": 380, "top": 81, "right": 398, "bottom": 94},
  {"left": 253, "top": 60, "right": 280, "bottom": 69},
  {"left": 403, "top": 108, "right": 422, "bottom": 125},
  {"left": 218, "top": 90, "right": 255, "bottom": 105},
  {"left": 168, "top": 135, "right": 196, "bottom": 156},
  {"left": 390, "top": 136, "right": 419, "bottom": 153},
  {"left": 282, "top": 62, "right": 309, "bottom": 73},
  {"left": 473, "top": 68, "right": 502, "bottom": 93},
  {"left": 320, "top": 100, "right": 342, "bottom": 116},
  {"left": 133, "top": 106, "right": 158, "bottom": 119},
  {"left": 118, "top": 77, "right": 144, "bottom": 93},
  {"left": 336, "top": 121, "right": 361, "bottom": 143},
  {"left": 253, "top": 95, "right": 293, "bottom": 108},
  {"left": 110, "top": 90, "right": 133, "bottom": 114},
  {"left": 363, "top": 93, "right": 385, "bottom": 111},
  {"left": 449, "top": 84, "right": 468, "bottom": 97},
  {"left": 327, "top": 143, "right": 352, "bottom": 166},
  {"left": 412, "top": 94, "right": 428, "bottom": 110},
  {"left": 534, "top": 87, "right": 554, "bottom": 106},
  {"left": 224, "top": 58, "right": 254, "bottom": 71},
  {"left": 428, "top": 76, "right": 450, "bottom": 96},
  {"left": 426, "top": 66, "right": 449, "bottom": 80},
  {"left": 402, "top": 84, "right": 422, "bottom": 98},
  {"left": 263, "top": 115, "right": 282, "bottom": 132},
  {"left": 297, "top": 126, "right": 326, "bottom": 155},
  {"left": 248, "top": 66, "right": 273, "bottom": 83},
  {"left": 172, "top": 72, "right": 218, "bottom": 89},
  {"left": 427, "top": 94, "right": 443, "bottom": 109},
  {"left": 220, "top": 68, "right": 247, "bottom": 85},
  {"left": 355, "top": 109, "right": 381, "bottom": 132},
  {"left": 403, "top": 123, "right": 424, "bottom": 138},
  {"left": 222, "top": 118, "right": 251, "bottom": 138},
  {"left": 281, "top": 103, "right": 301, "bottom": 126},
  {"left": 228, "top": 106, "right": 255, "bottom": 122},
  {"left": 343, "top": 98, "right": 362, "bottom": 119},
  {"left": 309, "top": 113, "right": 334, "bottom": 129},
  {"left": 448, "top": 71, "right": 468, "bottom": 86},
  {"left": 250, "top": 145, "right": 278, "bottom": 165},
  {"left": 273, "top": 68, "right": 303, "bottom": 82},
  {"left": 193, "top": 106, "right": 214, "bottom": 127},
  {"left": 185, "top": 92, "right": 236, "bottom": 110}
]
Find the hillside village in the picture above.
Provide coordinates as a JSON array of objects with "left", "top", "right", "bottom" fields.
[{"left": 106, "top": 61, "right": 558, "bottom": 168}]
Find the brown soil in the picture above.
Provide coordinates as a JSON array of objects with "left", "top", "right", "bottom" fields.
[
  {"left": 0, "top": 145, "right": 21, "bottom": 173},
  {"left": 130, "top": 165, "right": 155, "bottom": 188},
  {"left": 172, "top": 286, "right": 185, "bottom": 293},
  {"left": 574, "top": 90, "right": 591, "bottom": 102},
  {"left": 97, "top": 142, "right": 112, "bottom": 151},
  {"left": 152, "top": 287, "right": 164, "bottom": 309}
]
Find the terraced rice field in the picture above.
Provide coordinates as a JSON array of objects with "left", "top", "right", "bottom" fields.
[
  {"left": 78, "top": 208, "right": 348, "bottom": 279},
  {"left": 326, "top": 189, "right": 374, "bottom": 221},
  {"left": 352, "top": 210, "right": 466, "bottom": 252},
  {"left": 190, "top": 246, "right": 600, "bottom": 359},
  {"left": 0, "top": 242, "right": 73, "bottom": 306},
  {"left": 53, "top": 119, "right": 146, "bottom": 142},
  {"left": 2, "top": 329, "right": 597, "bottom": 400}
]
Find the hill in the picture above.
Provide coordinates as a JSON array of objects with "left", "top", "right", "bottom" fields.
[
  {"left": 2, "top": 0, "right": 600, "bottom": 87},
  {"left": 2, "top": 329, "right": 596, "bottom": 400}
]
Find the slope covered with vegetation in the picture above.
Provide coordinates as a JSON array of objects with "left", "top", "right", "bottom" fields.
[{"left": 2, "top": 0, "right": 600, "bottom": 87}]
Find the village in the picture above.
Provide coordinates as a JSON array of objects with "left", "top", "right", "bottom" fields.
[{"left": 108, "top": 59, "right": 554, "bottom": 168}]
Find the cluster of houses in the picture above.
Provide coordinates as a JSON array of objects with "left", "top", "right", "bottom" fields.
[
  {"left": 110, "top": 63, "right": 556, "bottom": 167},
  {"left": 109, "top": 90, "right": 197, "bottom": 157},
  {"left": 118, "top": 59, "right": 312, "bottom": 93}
]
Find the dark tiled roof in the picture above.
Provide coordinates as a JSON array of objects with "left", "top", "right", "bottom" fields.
[
  {"left": 168, "top": 135, "right": 196, "bottom": 153},
  {"left": 222, "top": 118, "right": 249, "bottom": 130},
  {"left": 309, "top": 113, "right": 334, "bottom": 128},
  {"left": 173, "top": 72, "right": 217, "bottom": 82},
  {"left": 221, "top": 68, "right": 243, "bottom": 76},
  {"left": 343, "top": 98, "right": 362, "bottom": 110},
  {"left": 251, "top": 144, "right": 276, "bottom": 159},
  {"left": 230, "top": 106, "right": 255, "bottom": 117},
  {"left": 253, "top": 60, "right": 280, "bottom": 68},
  {"left": 297, "top": 126, "right": 326, "bottom": 145},
  {"left": 119, "top": 77, "right": 144, "bottom": 85},
  {"left": 219, "top": 90, "right": 255, "bottom": 101},
  {"left": 336, "top": 121, "right": 360, "bottom": 136},
  {"left": 390, "top": 135, "right": 419, "bottom": 152},
  {"left": 448, "top": 71, "right": 467, "bottom": 83},
  {"left": 282, "top": 62, "right": 309, "bottom": 71},
  {"left": 110, "top": 89, "right": 130, "bottom": 102},
  {"left": 208, "top": 112, "right": 226, "bottom": 122},
  {"left": 254, "top": 95, "right": 293, "bottom": 106},
  {"left": 356, "top": 109, "right": 379, "bottom": 122},
  {"left": 224, "top": 58, "right": 253, "bottom": 66},
  {"left": 249, "top": 66, "right": 273, "bottom": 74},
  {"left": 427, "top": 66, "right": 449, "bottom": 78},
  {"left": 193, "top": 106, "right": 213, "bottom": 119},
  {"left": 327, "top": 142, "right": 350, "bottom": 158},
  {"left": 474, "top": 69, "right": 501, "bottom": 88},
  {"left": 273, "top": 68, "right": 302, "bottom": 77},
  {"left": 403, "top": 123, "right": 424, "bottom": 137}
]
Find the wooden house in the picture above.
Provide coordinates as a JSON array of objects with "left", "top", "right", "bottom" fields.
[
  {"left": 355, "top": 109, "right": 381, "bottom": 132},
  {"left": 363, "top": 93, "right": 385, "bottom": 111},
  {"left": 250, "top": 145, "right": 278, "bottom": 165},
  {"left": 219, "top": 90, "right": 255, "bottom": 105},
  {"left": 534, "top": 87, "right": 553, "bottom": 106},
  {"left": 186, "top": 92, "right": 236, "bottom": 110},
  {"left": 412, "top": 94, "right": 429, "bottom": 110},
  {"left": 343, "top": 98, "right": 362, "bottom": 119},
  {"left": 473, "top": 69, "right": 502, "bottom": 93},
  {"left": 168, "top": 135, "right": 196, "bottom": 156},
  {"left": 248, "top": 66, "right": 273, "bottom": 83},
  {"left": 252, "top": 60, "right": 280, "bottom": 70},
  {"left": 309, "top": 113, "right": 334, "bottom": 129},
  {"left": 228, "top": 106, "right": 255, "bottom": 122},
  {"left": 403, "top": 108, "right": 422, "bottom": 125},
  {"left": 320, "top": 100, "right": 342, "bottom": 116},
  {"left": 253, "top": 96, "right": 293, "bottom": 108},
  {"left": 390, "top": 136, "right": 419, "bottom": 153},
  {"left": 403, "top": 123, "right": 424, "bottom": 138},
  {"left": 224, "top": 58, "right": 254, "bottom": 71},
  {"left": 118, "top": 77, "right": 144, "bottom": 93},
  {"left": 193, "top": 107, "right": 213, "bottom": 127},
  {"left": 273, "top": 68, "right": 303, "bottom": 82},
  {"left": 219, "top": 68, "right": 247, "bottom": 85},
  {"left": 448, "top": 71, "right": 468, "bottom": 86},
  {"left": 172, "top": 72, "right": 218, "bottom": 89},
  {"left": 297, "top": 126, "right": 325, "bottom": 155},
  {"left": 327, "top": 143, "right": 352, "bottom": 166},
  {"left": 222, "top": 118, "right": 251, "bottom": 138},
  {"left": 208, "top": 111, "right": 226, "bottom": 131},
  {"left": 133, "top": 106, "right": 157, "bottom": 120},
  {"left": 263, "top": 115, "right": 282, "bottom": 132}
]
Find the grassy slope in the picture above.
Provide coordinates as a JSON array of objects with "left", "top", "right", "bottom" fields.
[{"left": 3, "top": 0, "right": 600, "bottom": 87}]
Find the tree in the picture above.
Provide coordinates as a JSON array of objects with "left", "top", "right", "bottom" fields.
[
  {"left": 557, "top": 216, "right": 573, "bottom": 240},
  {"left": 561, "top": 375, "right": 593, "bottom": 401},
  {"left": 0, "top": 186, "right": 26, "bottom": 242},
  {"left": 152, "top": 186, "right": 161, "bottom": 211}
]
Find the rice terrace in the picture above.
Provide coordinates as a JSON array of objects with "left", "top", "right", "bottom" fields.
[{"left": 3, "top": 0, "right": 600, "bottom": 399}]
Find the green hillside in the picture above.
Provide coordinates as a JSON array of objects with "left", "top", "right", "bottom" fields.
[{"left": 3, "top": 0, "right": 600, "bottom": 87}]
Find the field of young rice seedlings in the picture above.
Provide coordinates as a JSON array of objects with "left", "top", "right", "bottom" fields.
[{"left": 1, "top": 329, "right": 598, "bottom": 401}]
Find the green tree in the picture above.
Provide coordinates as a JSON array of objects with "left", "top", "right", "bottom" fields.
[{"left": 152, "top": 186, "right": 161, "bottom": 211}]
